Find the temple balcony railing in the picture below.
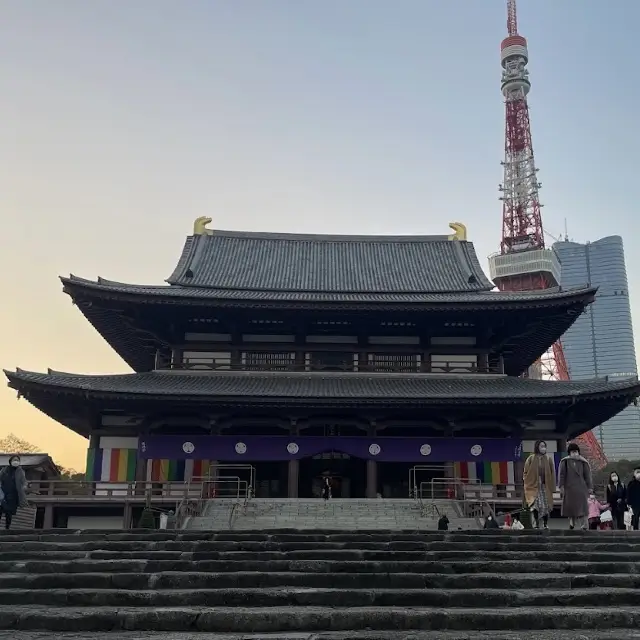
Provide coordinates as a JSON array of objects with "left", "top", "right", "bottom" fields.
[
  {"left": 24, "top": 478, "right": 247, "bottom": 504},
  {"left": 155, "top": 355, "right": 503, "bottom": 375}
]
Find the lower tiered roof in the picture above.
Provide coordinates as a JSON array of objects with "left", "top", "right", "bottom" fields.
[{"left": 5, "top": 368, "right": 639, "bottom": 438}]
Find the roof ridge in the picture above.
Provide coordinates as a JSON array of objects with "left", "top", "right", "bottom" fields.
[{"left": 198, "top": 229, "right": 455, "bottom": 243}]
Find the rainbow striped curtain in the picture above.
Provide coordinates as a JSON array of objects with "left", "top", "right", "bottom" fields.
[
  {"left": 454, "top": 461, "right": 516, "bottom": 484},
  {"left": 86, "top": 448, "right": 137, "bottom": 482},
  {"left": 146, "top": 459, "right": 212, "bottom": 482}
]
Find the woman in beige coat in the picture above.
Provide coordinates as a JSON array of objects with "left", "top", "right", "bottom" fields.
[{"left": 523, "top": 440, "right": 556, "bottom": 529}]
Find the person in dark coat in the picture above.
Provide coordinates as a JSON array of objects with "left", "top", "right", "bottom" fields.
[
  {"left": 437, "top": 514, "right": 450, "bottom": 530},
  {"left": 483, "top": 514, "right": 500, "bottom": 529},
  {"left": 321, "top": 476, "right": 332, "bottom": 501},
  {"left": 606, "top": 470, "right": 627, "bottom": 530},
  {"left": 627, "top": 467, "right": 640, "bottom": 531},
  {"left": 0, "top": 455, "right": 29, "bottom": 529},
  {"left": 558, "top": 442, "right": 592, "bottom": 530}
]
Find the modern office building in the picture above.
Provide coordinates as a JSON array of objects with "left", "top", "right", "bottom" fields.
[{"left": 554, "top": 236, "right": 640, "bottom": 460}]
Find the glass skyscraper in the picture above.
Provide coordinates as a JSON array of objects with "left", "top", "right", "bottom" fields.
[{"left": 554, "top": 236, "right": 640, "bottom": 460}]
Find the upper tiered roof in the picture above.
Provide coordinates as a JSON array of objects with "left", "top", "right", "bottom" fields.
[
  {"left": 55, "top": 219, "right": 599, "bottom": 372},
  {"left": 166, "top": 224, "right": 494, "bottom": 296}
]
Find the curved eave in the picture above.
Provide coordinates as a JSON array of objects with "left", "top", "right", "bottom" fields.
[
  {"left": 61, "top": 275, "right": 597, "bottom": 310},
  {"left": 60, "top": 276, "right": 596, "bottom": 377},
  {"left": 6, "top": 370, "right": 639, "bottom": 437}
]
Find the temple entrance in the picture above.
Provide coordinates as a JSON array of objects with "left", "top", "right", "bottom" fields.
[
  {"left": 375, "top": 463, "right": 446, "bottom": 498},
  {"left": 213, "top": 462, "right": 288, "bottom": 498},
  {"left": 298, "top": 451, "right": 366, "bottom": 498},
  {"left": 251, "top": 461, "right": 288, "bottom": 498}
]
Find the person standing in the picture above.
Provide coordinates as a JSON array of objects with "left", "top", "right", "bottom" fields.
[
  {"left": 321, "top": 476, "right": 332, "bottom": 501},
  {"left": 0, "top": 455, "right": 28, "bottom": 530},
  {"left": 627, "top": 467, "right": 640, "bottom": 531},
  {"left": 606, "top": 471, "right": 627, "bottom": 530},
  {"left": 558, "top": 443, "right": 592, "bottom": 530},
  {"left": 523, "top": 440, "right": 555, "bottom": 529}
]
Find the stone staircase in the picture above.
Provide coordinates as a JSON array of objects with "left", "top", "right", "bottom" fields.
[
  {"left": 189, "top": 497, "right": 478, "bottom": 530},
  {"left": 0, "top": 529, "right": 638, "bottom": 638}
]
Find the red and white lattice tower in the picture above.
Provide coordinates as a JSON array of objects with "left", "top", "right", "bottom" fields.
[{"left": 488, "top": 0, "right": 607, "bottom": 469}]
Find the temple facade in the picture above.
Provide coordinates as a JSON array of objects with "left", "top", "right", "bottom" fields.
[{"left": 5, "top": 218, "right": 640, "bottom": 500}]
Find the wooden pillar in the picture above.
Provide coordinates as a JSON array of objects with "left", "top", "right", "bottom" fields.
[
  {"left": 43, "top": 504, "right": 54, "bottom": 529},
  {"left": 123, "top": 503, "right": 132, "bottom": 529},
  {"left": 366, "top": 422, "right": 377, "bottom": 498},
  {"left": 366, "top": 460, "right": 377, "bottom": 498},
  {"left": 288, "top": 418, "right": 299, "bottom": 498},
  {"left": 288, "top": 460, "right": 299, "bottom": 498}
]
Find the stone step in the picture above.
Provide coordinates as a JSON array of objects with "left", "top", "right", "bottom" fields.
[
  {"left": 1, "top": 633, "right": 640, "bottom": 640},
  {"left": 2, "top": 570, "right": 640, "bottom": 591},
  {"left": 0, "top": 550, "right": 639, "bottom": 565},
  {"left": 0, "top": 530, "right": 637, "bottom": 541},
  {"left": 2, "top": 538, "right": 640, "bottom": 550},
  {"left": 0, "top": 559, "right": 638, "bottom": 579},
  {"left": 0, "top": 605, "right": 638, "bottom": 632},
  {"left": 0, "top": 587, "right": 637, "bottom": 608},
  {"left": 5, "top": 570, "right": 640, "bottom": 590},
  {"left": 2, "top": 539, "right": 638, "bottom": 553}
]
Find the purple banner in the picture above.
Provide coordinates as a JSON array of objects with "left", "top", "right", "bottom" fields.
[{"left": 139, "top": 436, "right": 521, "bottom": 463}]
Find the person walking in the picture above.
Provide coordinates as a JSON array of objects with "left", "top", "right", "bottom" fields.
[
  {"left": 606, "top": 471, "right": 627, "bottom": 530},
  {"left": 626, "top": 466, "right": 640, "bottom": 531},
  {"left": 523, "top": 440, "right": 555, "bottom": 529},
  {"left": 0, "top": 455, "right": 28, "bottom": 530},
  {"left": 558, "top": 443, "right": 592, "bottom": 530}
]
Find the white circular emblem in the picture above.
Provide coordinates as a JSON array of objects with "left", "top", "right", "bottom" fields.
[
  {"left": 368, "top": 444, "right": 381, "bottom": 456},
  {"left": 470, "top": 444, "right": 482, "bottom": 457},
  {"left": 287, "top": 442, "right": 299, "bottom": 454},
  {"left": 420, "top": 444, "right": 432, "bottom": 456},
  {"left": 182, "top": 441, "right": 195, "bottom": 454},
  {"left": 235, "top": 442, "right": 247, "bottom": 454}
]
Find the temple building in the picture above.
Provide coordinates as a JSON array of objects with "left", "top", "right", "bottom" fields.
[{"left": 5, "top": 218, "right": 640, "bottom": 500}]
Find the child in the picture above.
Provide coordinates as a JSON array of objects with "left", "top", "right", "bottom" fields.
[{"left": 587, "top": 493, "right": 608, "bottom": 530}]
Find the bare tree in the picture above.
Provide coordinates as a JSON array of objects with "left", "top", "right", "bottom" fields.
[{"left": 0, "top": 433, "right": 40, "bottom": 454}]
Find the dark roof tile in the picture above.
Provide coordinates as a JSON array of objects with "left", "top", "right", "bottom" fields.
[
  {"left": 165, "top": 230, "right": 494, "bottom": 293},
  {"left": 64, "top": 275, "right": 596, "bottom": 306},
  {"left": 6, "top": 369, "right": 639, "bottom": 403}
]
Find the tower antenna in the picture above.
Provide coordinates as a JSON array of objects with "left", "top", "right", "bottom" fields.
[
  {"left": 488, "top": 0, "right": 607, "bottom": 468},
  {"left": 507, "top": 0, "right": 518, "bottom": 36}
]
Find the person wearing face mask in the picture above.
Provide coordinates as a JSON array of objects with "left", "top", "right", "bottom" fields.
[
  {"left": 626, "top": 467, "right": 640, "bottom": 530},
  {"left": 0, "top": 455, "right": 29, "bottom": 530},
  {"left": 522, "top": 440, "right": 555, "bottom": 529},
  {"left": 606, "top": 471, "right": 627, "bottom": 530},
  {"left": 558, "top": 443, "right": 592, "bottom": 530}
]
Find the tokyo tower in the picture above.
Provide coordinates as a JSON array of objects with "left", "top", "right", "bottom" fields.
[{"left": 487, "top": 0, "right": 607, "bottom": 469}]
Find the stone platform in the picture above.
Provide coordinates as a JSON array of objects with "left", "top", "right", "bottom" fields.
[
  {"left": 189, "top": 499, "right": 478, "bottom": 531},
  {"left": 0, "top": 529, "right": 638, "bottom": 638}
]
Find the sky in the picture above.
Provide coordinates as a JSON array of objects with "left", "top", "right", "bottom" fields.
[{"left": 1, "top": 0, "right": 639, "bottom": 469}]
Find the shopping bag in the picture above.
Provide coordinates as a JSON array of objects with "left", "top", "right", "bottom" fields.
[{"left": 600, "top": 509, "right": 613, "bottom": 523}]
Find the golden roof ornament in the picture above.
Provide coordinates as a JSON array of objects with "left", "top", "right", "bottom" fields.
[
  {"left": 193, "top": 216, "right": 213, "bottom": 236},
  {"left": 448, "top": 222, "right": 467, "bottom": 241}
]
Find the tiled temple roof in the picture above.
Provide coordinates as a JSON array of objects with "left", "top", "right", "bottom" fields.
[
  {"left": 6, "top": 369, "right": 639, "bottom": 403},
  {"left": 7, "top": 369, "right": 638, "bottom": 438},
  {"left": 165, "top": 230, "right": 494, "bottom": 294},
  {"left": 61, "top": 274, "right": 596, "bottom": 306}
]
